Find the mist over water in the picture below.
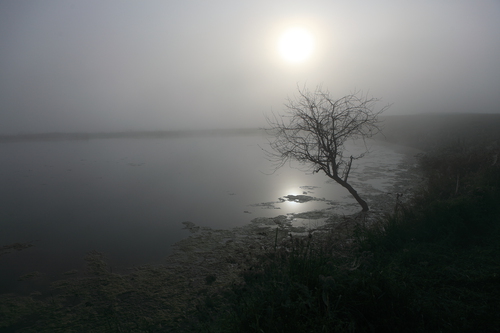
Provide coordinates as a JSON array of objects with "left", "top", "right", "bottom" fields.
[{"left": 0, "top": 131, "right": 412, "bottom": 293}]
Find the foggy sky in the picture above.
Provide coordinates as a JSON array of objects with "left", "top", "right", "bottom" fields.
[{"left": 1, "top": 0, "right": 499, "bottom": 134}]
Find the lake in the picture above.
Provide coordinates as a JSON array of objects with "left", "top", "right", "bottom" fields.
[{"left": 0, "top": 130, "right": 416, "bottom": 294}]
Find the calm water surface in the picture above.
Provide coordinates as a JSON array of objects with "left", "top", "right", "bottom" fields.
[{"left": 0, "top": 132, "right": 410, "bottom": 293}]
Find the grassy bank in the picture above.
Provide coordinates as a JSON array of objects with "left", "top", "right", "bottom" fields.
[{"left": 187, "top": 141, "right": 500, "bottom": 332}]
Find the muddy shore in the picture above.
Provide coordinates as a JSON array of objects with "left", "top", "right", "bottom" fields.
[{"left": 147, "top": 144, "right": 425, "bottom": 319}]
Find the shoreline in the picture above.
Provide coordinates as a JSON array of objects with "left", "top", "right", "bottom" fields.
[
  {"left": 0, "top": 139, "right": 424, "bottom": 298},
  {"left": 154, "top": 144, "right": 425, "bottom": 303}
]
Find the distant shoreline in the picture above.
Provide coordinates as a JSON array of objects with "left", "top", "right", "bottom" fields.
[
  {"left": 3, "top": 112, "right": 500, "bottom": 145},
  {"left": 0, "top": 127, "right": 264, "bottom": 143},
  {"left": 377, "top": 113, "right": 500, "bottom": 150}
]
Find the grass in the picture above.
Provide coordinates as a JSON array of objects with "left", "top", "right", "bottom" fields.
[{"left": 187, "top": 140, "right": 500, "bottom": 332}]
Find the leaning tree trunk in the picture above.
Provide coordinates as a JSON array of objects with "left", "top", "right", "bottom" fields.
[{"left": 331, "top": 175, "right": 369, "bottom": 212}]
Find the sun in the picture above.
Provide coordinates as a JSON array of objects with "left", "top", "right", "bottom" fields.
[{"left": 278, "top": 27, "right": 314, "bottom": 64}]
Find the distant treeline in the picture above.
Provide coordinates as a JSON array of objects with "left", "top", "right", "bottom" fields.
[
  {"left": 0, "top": 128, "right": 263, "bottom": 143},
  {"left": 377, "top": 113, "right": 500, "bottom": 150}
]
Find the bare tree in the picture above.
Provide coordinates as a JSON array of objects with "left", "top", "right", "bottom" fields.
[{"left": 265, "top": 86, "right": 390, "bottom": 212}]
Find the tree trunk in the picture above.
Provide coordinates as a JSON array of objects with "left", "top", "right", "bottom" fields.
[{"left": 331, "top": 175, "right": 369, "bottom": 212}]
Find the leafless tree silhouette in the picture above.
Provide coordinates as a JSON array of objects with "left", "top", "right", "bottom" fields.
[{"left": 265, "top": 85, "right": 390, "bottom": 211}]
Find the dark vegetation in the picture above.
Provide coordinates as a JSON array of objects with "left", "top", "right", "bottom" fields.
[
  {"left": 1, "top": 114, "right": 499, "bottom": 332},
  {"left": 187, "top": 116, "right": 500, "bottom": 332}
]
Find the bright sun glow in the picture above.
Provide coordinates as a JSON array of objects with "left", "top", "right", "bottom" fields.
[{"left": 278, "top": 27, "right": 314, "bottom": 63}]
